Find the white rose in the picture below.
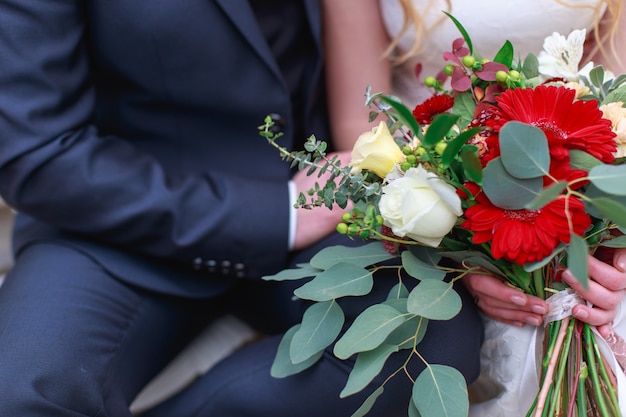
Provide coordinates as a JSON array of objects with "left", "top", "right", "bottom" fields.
[
  {"left": 350, "top": 121, "right": 405, "bottom": 178},
  {"left": 379, "top": 166, "right": 462, "bottom": 247}
]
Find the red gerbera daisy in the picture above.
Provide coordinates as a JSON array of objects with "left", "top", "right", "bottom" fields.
[
  {"left": 412, "top": 94, "right": 455, "bottom": 124},
  {"left": 461, "top": 186, "right": 591, "bottom": 265},
  {"left": 481, "top": 85, "right": 617, "bottom": 183}
]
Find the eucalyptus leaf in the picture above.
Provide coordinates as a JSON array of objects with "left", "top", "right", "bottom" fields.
[
  {"left": 262, "top": 263, "right": 321, "bottom": 281},
  {"left": 333, "top": 304, "right": 407, "bottom": 360},
  {"left": 386, "top": 282, "right": 410, "bottom": 300},
  {"left": 402, "top": 250, "right": 446, "bottom": 281},
  {"left": 294, "top": 262, "right": 374, "bottom": 301},
  {"left": 483, "top": 157, "right": 543, "bottom": 209},
  {"left": 569, "top": 149, "right": 602, "bottom": 172},
  {"left": 340, "top": 344, "right": 399, "bottom": 398},
  {"left": 310, "top": 243, "right": 396, "bottom": 270},
  {"left": 522, "top": 53, "right": 539, "bottom": 78},
  {"left": 601, "top": 235, "right": 626, "bottom": 248},
  {"left": 271, "top": 325, "right": 324, "bottom": 378},
  {"left": 588, "top": 164, "right": 626, "bottom": 196},
  {"left": 523, "top": 244, "right": 566, "bottom": 272},
  {"left": 498, "top": 121, "right": 550, "bottom": 178},
  {"left": 406, "top": 280, "right": 462, "bottom": 320},
  {"left": 290, "top": 300, "right": 345, "bottom": 364},
  {"left": 567, "top": 235, "right": 589, "bottom": 289},
  {"left": 385, "top": 314, "right": 428, "bottom": 350},
  {"left": 350, "top": 386, "right": 385, "bottom": 417},
  {"left": 409, "top": 398, "right": 423, "bottom": 417},
  {"left": 583, "top": 184, "right": 626, "bottom": 220},
  {"left": 588, "top": 197, "right": 626, "bottom": 228},
  {"left": 413, "top": 365, "right": 469, "bottom": 417},
  {"left": 525, "top": 182, "right": 568, "bottom": 211},
  {"left": 423, "top": 113, "right": 460, "bottom": 147},
  {"left": 438, "top": 250, "right": 507, "bottom": 278}
]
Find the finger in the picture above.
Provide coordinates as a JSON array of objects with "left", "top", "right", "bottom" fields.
[
  {"left": 478, "top": 300, "right": 544, "bottom": 327},
  {"left": 571, "top": 304, "right": 617, "bottom": 329},
  {"left": 588, "top": 254, "right": 626, "bottom": 291},
  {"left": 562, "top": 268, "right": 625, "bottom": 311}
]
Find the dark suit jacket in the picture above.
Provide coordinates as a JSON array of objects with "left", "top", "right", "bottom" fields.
[{"left": 0, "top": 0, "right": 330, "bottom": 297}]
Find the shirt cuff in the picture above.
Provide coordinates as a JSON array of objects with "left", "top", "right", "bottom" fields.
[{"left": 288, "top": 180, "right": 297, "bottom": 251}]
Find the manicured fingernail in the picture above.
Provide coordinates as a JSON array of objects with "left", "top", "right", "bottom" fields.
[
  {"left": 531, "top": 305, "right": 547, "bottom": 315},
  {"left": 617, "top": 254, "right": 626, "bottom": 271},
  {"left": 510, "top": 295, "right": 526, "bottom": 306},
  {"left": 574, "top": 308, "right": 589, "bottom": 320},
  {"left": 527, "top": 316, "right": 542, "bottom": 326}
]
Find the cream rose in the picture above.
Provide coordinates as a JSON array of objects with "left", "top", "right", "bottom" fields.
[
  {"left": 600, "top": 101, "right": 626, "bottom": 158},
  {"left": 379, "top": 165, "right": 462, "bottom": 247},
  {"left": 350, "top": 121, "right": 405, "bottom": 178}
]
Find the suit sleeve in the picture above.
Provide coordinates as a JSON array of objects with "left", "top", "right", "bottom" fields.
[{"left": 0, "top": 1, "right": 292, "bottom": 277}]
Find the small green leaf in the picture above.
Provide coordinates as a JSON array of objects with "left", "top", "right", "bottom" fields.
[
  {"left": 310, "top": 243, "right": 396, "bottom": 270},
  {"left": 441, "top": 127, "right": 482, "bottom": 168},
  {"left": 350, "top": 386, "right": 385, "bottom": 417},
  {"left": 290, "top": 301, "right": 345, "bottom": 364},
  {"left": 499, "top": 122, "right": 550, "bottom": 178},
  {"left": 493, "top": 40, "right": 514, "bottom": 67},
  {"left": 271, "top": 325, "right": 324, "bottom": 378},
  {"left": 567, "top": 235, "right": 589, "bottom": 289},
  {"left": 525, "top": 182, "right": 568, "bottom": 211},
  {"left": 406, "top": 280, "right": 462, "bottom": 320},
  {"left": 333, "top": 304, "right": 407, "bottom": 359},
  {"left": 385, "top": 314, "right": 428, "bottom": 349},
  {"left": 294, "top": 262, "right": 374, "bottom": 301},
  {"left": 262, "top": 263, "right": 321, "bottom": 281},
  {"left": 461, "top": 148, "right": 483, "bottom": 184},
  {"left": 451, "top": 92, "right": 476, "bottom": 129},
  {"left": 401, "top": 250, "right": 446, "bottom": 281},
  {"left": 589, "top": 65, "right": 606, "bottom": 88},
  {"left": 413, "top": 365, "right": 469, "bottom": 417},
  {"left": 386, "top": 283, "right": 410, "bottom": 300},
  {"left": 588, "top": 164, "right": 626, "bottom": 196},
  {"left": 340, "top": 344, "right": 399, "bottom": 398},
  {"left": 482, "top": 158, "right": 543, "bottom": 209},
  {"left": 423, "top": 113, "right": 460, "bottom": 147}
]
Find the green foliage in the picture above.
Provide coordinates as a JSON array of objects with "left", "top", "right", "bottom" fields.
[{"left": 413, "top": 365, "right": 469, "bottom": 417}]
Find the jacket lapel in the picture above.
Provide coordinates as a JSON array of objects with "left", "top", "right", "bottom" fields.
[{"left": 213, "top": 0, "right": 281, "bottom": 77}]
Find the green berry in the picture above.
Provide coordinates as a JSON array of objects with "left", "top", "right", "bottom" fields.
[
  {"left": 444, "top": 64, "right": 455, "bottom": 76},
  {"left": 336, "top": 223, "right": 349, "bottom": 234},
  {"left": 424, "top": 76, "right": 437, "bottom": 87},
  {"left": 509, "top": 70, "right": 521, "bottom": 80},
  {"left": 461, "top": 55, "right": 475, "bottom": 68},
  {"left": 495, "top": 70, "right": 509, "bottom": 83},
  {"left": 400, "top": 161, "right": 411, "bottom": 172},
  {"left": 341, "top": 212, "right": 352, "bottom": 222}
]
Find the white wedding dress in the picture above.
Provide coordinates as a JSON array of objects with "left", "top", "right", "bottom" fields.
[{"left": 379, "top": 1, "right": 626, "bottom": 415}]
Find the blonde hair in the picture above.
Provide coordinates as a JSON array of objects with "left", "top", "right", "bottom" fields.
[{"left": 388, "top": 0, "right": 622, "bottom": 67}]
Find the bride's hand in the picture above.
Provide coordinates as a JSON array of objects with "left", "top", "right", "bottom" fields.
[
  {"left": 461, "top": 273, "right": 548, "bottom": 327},
  {"left": 561, "top": 248, "right": 626, "bottom": 338}
]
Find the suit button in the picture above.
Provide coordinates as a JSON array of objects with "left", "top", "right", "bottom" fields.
[
  {"left": 192, "top": 257, "right": 203, "bottom": 271},
  {"left": 205, "top": 259, "right": 217, "bottom": 273},
  {"left": 220, "top": 260, "right": 231, "bottom": 275},
  {"left": 269, "top": 113, "right": 285, "bottom": 133},
  {"left": 234, "top": 262, "right": 246, "bottom": 278}
]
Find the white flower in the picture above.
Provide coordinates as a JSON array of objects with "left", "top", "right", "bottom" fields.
[
  {"left": 378, "top": 165, "right": 462, "bottom": 247},
  {"left": 538, "top": 29, "right": 590, "bottom": 82}
]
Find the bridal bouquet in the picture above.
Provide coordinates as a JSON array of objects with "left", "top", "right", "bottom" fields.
[{"left": 260, "top": 14, "right": 626, "bottom": 417}]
